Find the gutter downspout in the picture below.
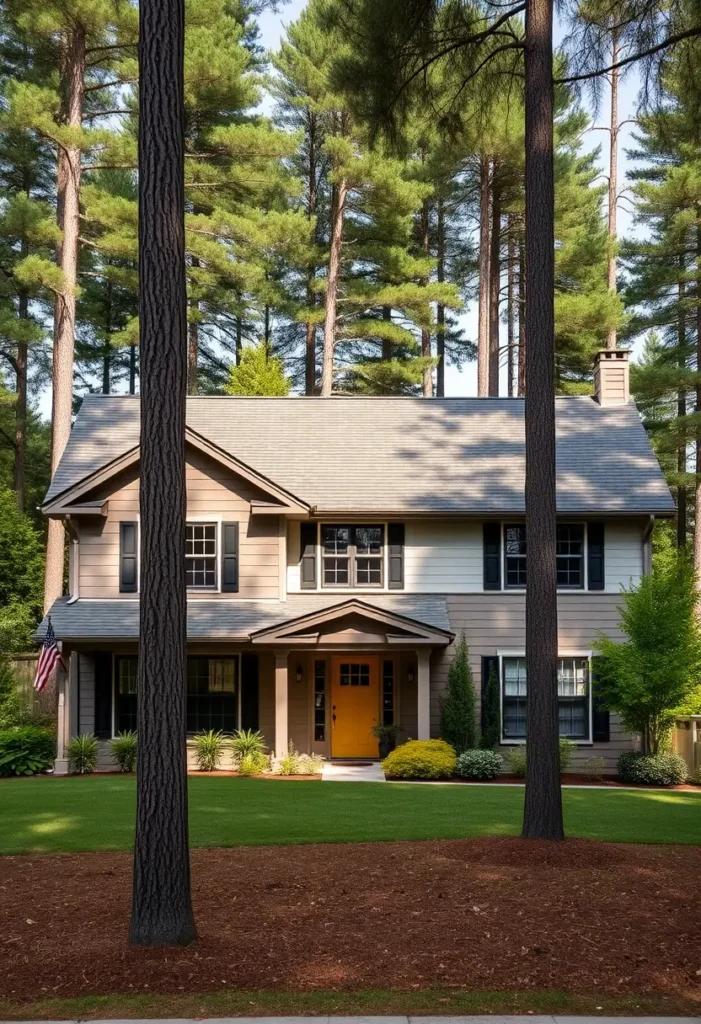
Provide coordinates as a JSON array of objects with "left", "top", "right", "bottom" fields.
[{"left": 642, "top": 515, "right": 655, "bottom": 576}]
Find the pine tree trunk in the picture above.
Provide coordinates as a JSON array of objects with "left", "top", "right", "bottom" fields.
[
  {"left": 522, "top": 0, "right": 563, "bottom": 841},
  {"left": 44, "top": 25, "right": 86, "bottom": 614},
  {"left": 488, "top": 164, "right": 501, "bottom": 396},
  {"left": 102, "top": 278, "right": 112, "bottom": 394},
  {"left": 14, "top": 290, "right": 28, "bottom": 510},
  {"left": 507, "top": 227, "right": 516, "bottom": 398},
  {"left": 518, "top": 238, "right": 526, "bottom": 396},
  {"left": 478, "top": 155, "right": 490, "bottom": 397},
  {"left": 420, "top": 198, "right": 432, "bottom": 397},
  {"left": 436, "top": 196, "right": 446, "bottom": 398},
  {"left": 678, "top": 272, "right": 687, "bottom": 548},
  {"left": 695, "top": 219, "right": 701, "bottom": 603},
  {"left": 305, "top": 112, "right": 318, "bottom": 396},
  {"left": 129, "top": 345, "right": 137, "bottom": 394},
  {"left": 382, "top": 305, "right": 392, "bottom": 362},
  {"left": 606, "top": 29, "right": 619, "bottom": 351},
  {"left": 235, "top": 317, "right": 242, "bottom": 365},
  {"left": 187, "top": 255, "right": 200, "bottom": 395},
  {"left": 321, "top": 177, "right": 347, "bottom": 397},
  {"left": 129, "top": 0, "right": 196, "bottom": 947}
]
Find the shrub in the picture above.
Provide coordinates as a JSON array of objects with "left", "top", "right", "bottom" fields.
[
  {"left": 238, "top": 751, "right": 269, "bottom": 776},
  {"left": 0, "top": 725, "right": 55, "bottom": 776},
  {"left": 507, "top": 746, "right": 528, "bottom": 777},
  {"left": 109, "top": 731, "right": 137, "bottom": 772},
  {"left": 67, "top": 733, "right": 99, "bottom": 774},
  {"left": 455, "top": 748, "right": 503, "bottom": 780},
  {"left": 275, "top": 742, "right": 323, "bottom": 776},
  {"left": 617, "top": 750, "right": 688, "bottom": 786},
  {"left": 506, "top": 739, "right": 576, "bottom": 778},
  {"left": 439, "top": 633, "right": 476, "bottom": 752},
  {"left": 0, "top": 658, "right": 28, "bottom": 729},
  {"left": 583, "top": 755, "right": 606, "bottom": 782},
  {"left": 690, "top": 765, "right": 701, "bottom": 786},
  {"left": 193, "top": 730, "right": 225, "bottom": 772},
  {"left": 382, "top": 739, "right": 457, "bottom": 779},
  {"left": 231, "top": 728, "right": 266, "bottom": 765},
  {"left": 479, "top": 662, "right": 501, "bottom": 749}
]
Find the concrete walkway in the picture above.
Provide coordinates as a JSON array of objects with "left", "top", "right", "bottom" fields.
[
  {"left": 15, "top": 1016, "right": 700, "bottom": 1024},
  {"left": 321, "top": 761, "right": 386, "bottom": 782}
]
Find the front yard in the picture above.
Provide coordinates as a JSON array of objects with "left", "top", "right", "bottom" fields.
[{"left": 1, "top": 774, "right": 700, "bottom": 853}]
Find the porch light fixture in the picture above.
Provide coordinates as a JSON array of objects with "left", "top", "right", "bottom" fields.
[
  {"left": 296, "top": 664, "right": 303, "bottom": 683},
  {"left": 407, "top": 668, "right": 415, "bottom": 684}
]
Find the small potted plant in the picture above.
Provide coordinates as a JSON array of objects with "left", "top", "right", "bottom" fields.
[{"left": 371, "top": 722, "right": 401, "bottom": 760}]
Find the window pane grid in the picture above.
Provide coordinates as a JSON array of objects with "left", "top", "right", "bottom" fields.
[
  {"left": 502, "top": 656, "right": 591, "bottom": 741},
  {"left": 314, "top": 660, "right": 326, "bottom": 742},
  {"left": 321, "top": 525, "right": 384, "bottom": 588},
  {"left": 503, "top": 523, "right": 586, "bottom": 588},
  {"left": 186, "top": 523, "right": 217, "bottom": 589},
  {"left": 505, "top": 524, "right": 527, "bottom": 588},
  {"left": 340, "top": 663, "right": 370, "bottom": 686},
  {"left": 382, "top": 659, "right": 394, "bottom": 726}
]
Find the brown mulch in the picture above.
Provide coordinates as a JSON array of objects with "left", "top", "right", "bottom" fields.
[{"left": 1, "top": 838, "right": 700, "bottom": 1003}]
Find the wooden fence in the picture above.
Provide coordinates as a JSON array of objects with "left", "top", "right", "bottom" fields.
[
  {"left": 673, "top": 716, "right": 701, "bottom": 777},
  {"left": 6, "top": 653, "right": 56, "bottom": 723}
]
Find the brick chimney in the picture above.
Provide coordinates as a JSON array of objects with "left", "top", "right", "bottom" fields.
[{"left": 593, "top": 349, "right": 630, "bottom": 406}]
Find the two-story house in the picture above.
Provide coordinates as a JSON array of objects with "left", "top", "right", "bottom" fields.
[{"left": 39, "top": 349, "right": 675, "bottom": 773}]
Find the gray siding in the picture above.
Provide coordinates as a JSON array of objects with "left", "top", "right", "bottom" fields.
[{"left": 432, "top": 592, "right": 635, "bottom": 770}]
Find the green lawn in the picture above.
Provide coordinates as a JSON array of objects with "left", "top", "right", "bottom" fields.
[{"left": 0, "top": 775, "right": 700, "bottom": 854}]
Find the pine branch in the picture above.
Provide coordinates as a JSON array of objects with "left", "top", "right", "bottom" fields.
[{"left": 557, "top": 24, "right": 701, "bottom": 84}]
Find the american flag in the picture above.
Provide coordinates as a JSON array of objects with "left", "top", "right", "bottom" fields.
[{"left": 34, "top": 617, "right": 64, "bottom": 692}]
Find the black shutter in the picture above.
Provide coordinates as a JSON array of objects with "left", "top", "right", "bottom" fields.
[
  {"left": 94, "top": 652, "right": 113, "bottom": 739},
  {"left": 480, "top": 655, "right": 500, "bottom": 733},
  {"left": 300, "top": 522, "right": 317, "bottom": 589},
  {"left": 591, "top": 655, "right": 610, "bottom": 742},
  {"left": 119, "top": 522, "right": 138, "bottom": 593},
  {"left": 240, "top": 654, "right": 259, "bottom": 731},
  {"left": 388, "top": 523, "right": 405, "bottom": 590},
  {"left": 587, "top": 521, "right": 605, "bottom": 590},
  {"left": 222, "top": 522, "right": 239, "bottom": 592},
  {"left": 483, "top": 522, "right": 501, "bottom": 590}
]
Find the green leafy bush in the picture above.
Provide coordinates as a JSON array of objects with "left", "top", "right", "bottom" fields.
[
  {"left": 382, "top": 739, "right": 457, "bottom": 779},
  {"left": 275, "top": 742, "right": 323, "bottom": 776},
  {"left": 507, "top": 746, "right": 528, "bottom": 777},
  {"left": 439, "top": 633, "right": 476, "bottom": 752},
  {"left": 193, "top": 730, "right": 225, "bottom": 771},
  {"left": 67, "top": 733, "right": 99, "bottom": 774},
  {"left": 617, "top": 750, "right": 688, "bottom": 786},
  {"left": 231, "top": 728, "right": 266, "bottom": 765},
  {"left": 455, "top": 748, "right": 503, "bottom": 780},
  {"left": 238, "top": 751, "right": 269, "bottom": 776},
  {"left": 0, "top": 725, "right": 55, "bottom": 776},
  {"left": 506, "top": 739, "right": 576, "bottom": 778},
  {"left": 109, "top": 731, "right": 137, "bottom": 772},
  {"left": 0, "top": 659, "right": 27, "bottom": 729},
  {"left": 690, "top": 765, "right": 701, "bottom": 786}
]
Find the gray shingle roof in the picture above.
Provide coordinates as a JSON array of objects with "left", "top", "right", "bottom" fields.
[
  {"left": 45, "top": 394, "right": 676, "bottom": 514},
  {"left": 38, "top": 594, "right": 452, "bottom": 642}
]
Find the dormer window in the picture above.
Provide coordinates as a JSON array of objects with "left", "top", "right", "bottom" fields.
[{"left": 321, "top": 525, "right": 384, "bottom": 588}]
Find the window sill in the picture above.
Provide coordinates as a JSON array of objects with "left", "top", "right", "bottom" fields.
[{"left": 500, "top": 739, "right": 594, "bottom": 746}]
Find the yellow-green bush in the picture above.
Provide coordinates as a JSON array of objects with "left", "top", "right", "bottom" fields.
[{"left": 382, "top": 739, "right": 456, "bottom": 779}]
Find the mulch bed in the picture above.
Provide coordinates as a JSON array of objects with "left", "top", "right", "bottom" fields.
[
  {"left": 387, "top": 773, "right": 700, "bottom": 790},
  {"left": 1, "top": 838, "right": 700, "bottom": 1004}
]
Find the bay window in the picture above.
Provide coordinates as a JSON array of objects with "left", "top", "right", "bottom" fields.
[{"left": 501, "top": 655, "right": 591, "bottom": 741}]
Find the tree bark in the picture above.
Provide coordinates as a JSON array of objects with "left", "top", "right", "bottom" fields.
[
  {"left": 129, "top": 0, "right": 196, "bottom": 947},
  {"left": 382, "top": 305, "right": 392, "bottom": 362},
  {"left": 44, "top": 25, "right": 86, "bottom": 614},
  {"left": 129, "top": 344, "right": 137, "bottom": 394},
  {"left": 488, "top": 162, "right": 501, "bottom": 396},
  {"left": 14, "top": 289, "right": 28, "bottom": 510},
  {"left": 522, "top": 0, "right": 563, "bottom": 841},
  {"left": 235, "top": 316, "right": 242, "bottom": 365},
  {"left": 694, "top": 218, "right": 701, "bottom": 604},
  {"left": 477, "top": 155, "right": 491, "bottom": 397},
  {"left": 187, "top": 254, "right": 200, "bottom": 395},
  {"left": 436, "top": 196, "right": 446, "bottom": 398},
  {"left": 677, "top": 272, "right": 687, "bottom": 548},
  {"left": 420, "top": 198, "right": 433, "bottom": 397},
  {"left": 507, "top": 227, "right": 516, "bottom": 398},
  {"left": 305, "top": 111, "right": 318, "bottom": 396},
  {"left": 320, "top": 177, "right": 347, "bottom": 397},
  {"left": 606, "top": 29, "right": 619, "bottom": 350},
  {"left": 102, "top": 278, "right": 112, "bottom": 394},
  {"left": 518, "top": 238, "right": 526, "bottom": 396}
]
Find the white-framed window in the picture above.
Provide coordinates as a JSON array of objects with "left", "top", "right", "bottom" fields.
[
  {"left": 500, "top": 654, "right": 592, "bottom": 742},
  {"left": 321, "top": 524, "right": 384, "bottom": 588},
  {"left": 186, "top": 522, "right": 217, "bottom": 589},
  {"left": 503, "top": 523, "right": 586, "bottom": 590}
]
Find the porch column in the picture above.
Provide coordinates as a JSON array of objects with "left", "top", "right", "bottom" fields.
[
  {"left": 54, "top": 648, "right": 75, "bottom": 775},
  {"left": 274, "top": 650, "right": 289, "bottom": 759},
  {"left": 417, "top": 649, "right": 431, "bottom": 740}
]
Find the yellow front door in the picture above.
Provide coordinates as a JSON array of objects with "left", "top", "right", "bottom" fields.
[{"left": 331, "top": 656, "right": 380, "bottom": 758}]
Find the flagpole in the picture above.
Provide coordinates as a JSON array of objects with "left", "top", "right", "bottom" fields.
[{"left": 54, "top": 642, "right": 69, "bottom": 775}]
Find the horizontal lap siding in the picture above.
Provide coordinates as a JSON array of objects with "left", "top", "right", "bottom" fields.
[
  {"left": 605, "top": 519, "right": 643, "bottom": 591},
  {"left": 78, "top": 449, "right": 280, "bottom": 599},
  {"left": 404, "top": 521, "right": 483, "bottom": 592},
  {"left": 432, "top": 593, "right": 634, "bottom": 771}
]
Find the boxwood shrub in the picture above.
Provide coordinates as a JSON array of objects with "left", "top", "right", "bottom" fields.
[
  {"left": 617, "top": 750, "right": 688, "bottom": 786},
  {"left": 0, "top": 725, "right": 55, "bottom": 776},
  {"left": 382, "top": 739, "right": 457, "bottom": 779},
  {"left": 455, "top": 748, "right": 503, "bottom": 780}
]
